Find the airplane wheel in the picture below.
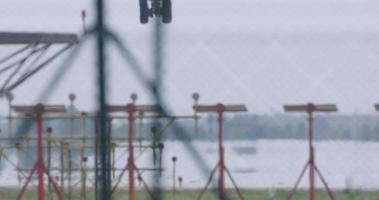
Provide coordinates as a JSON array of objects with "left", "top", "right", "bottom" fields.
[
  {"left": 161, "top": 0, "right": 172, "bottom": 23},
  {"left": 139, "top": 0, "right": 149, "bottom": 24}
]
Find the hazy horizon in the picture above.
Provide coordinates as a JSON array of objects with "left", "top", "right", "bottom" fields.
[{"left": 0, "top": 0, "right": 378, "bottom": 115}]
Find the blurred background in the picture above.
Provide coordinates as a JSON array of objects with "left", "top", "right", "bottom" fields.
[{"left": 0, "top": 0, "right": 379, "bottom": 199}]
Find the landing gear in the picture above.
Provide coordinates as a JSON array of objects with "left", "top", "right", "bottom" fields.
[
  {"left": 138, "top": 0, "right": 172, "bottom": 24},
  {"left": 161, "top": 0, "right": 172, "bottom": 23},
  {"left": 139, "top": 0, "right": 149, "bottom": 24}
]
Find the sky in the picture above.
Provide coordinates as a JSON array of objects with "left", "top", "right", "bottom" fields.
[{"left": 0, "top": 0, "right": 379, "bottom": 115}]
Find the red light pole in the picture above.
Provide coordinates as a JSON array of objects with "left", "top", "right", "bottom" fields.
[
  {"left": 284, "top": 103, "right": 337, "bottom": 200},
  {"left": 107, "top": 104, "right": 160, "bottom": 200},
  {"left": 195, "top": 103, "right": 247, "bottom": 200},
  {"left": 13, "top": 104, "right": 65, "bottom": 200}
]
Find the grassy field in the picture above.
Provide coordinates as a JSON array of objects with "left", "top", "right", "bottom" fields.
[{"left": 0, "top": 188, "right": 378, "bottom": 200}]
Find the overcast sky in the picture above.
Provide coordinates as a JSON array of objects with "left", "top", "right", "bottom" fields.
[{"left": 0, "top": 0, "right": 379, "bottom": 115}]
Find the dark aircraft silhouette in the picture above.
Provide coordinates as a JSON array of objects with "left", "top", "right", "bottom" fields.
[{"left": 139, "top": 0, "right": 172, "bottom": 24}]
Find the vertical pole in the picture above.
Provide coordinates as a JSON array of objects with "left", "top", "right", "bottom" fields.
[
  {"left": 8, "top": 97, "right": 12, "bottom": 136},
  {"left": 60, "top": 141, "right": 65, "bottom": 194},
  {"left": 178, "top": 177, "right": 182, "bottom": 189},
  {"left": 128, "top": 108, "right": 136, "bottom": 200},
  {"left": 112, "top": 143, "right": 116, "bottom": 178},
  {"left": 63, "top": 143, "right": 69, "bottom": 196},
  {"left": 83, "top": 158, "right": 87, "bottom": 200},
  {"left": 192, "top": 93, "right": 199, "bottom": 134},
  {"left": 194, "top": 102, "right": 198, "bottom": 134},
  {"left": 152, "top": 18, "right": 163, "bottom": 94},
  {"left": 95, "top": 0, "right": 111, "bottom": 199},
  {"left": 308, "top": 112, "right": 316, "bottom": 200},
  {"left": 151, "top": 127, "right": 158, "bottom": 165},
  {"left": 158, "top": 143, "right": 164, "bottom": 177},
  {"left": 81, "top": 9, "right": 87, "bottom": 34},
  {"left": 108, "top": 119, "right": 115, "bottom": 179},
  {"left": 217, "top": 109, "right": 225, "bottom": 200},
  {"left": 47, "top": 130, "right": 52, "bottom": 198},
  {"left": 36, "top": 112, "right": 46, "bottom": 200},
  {"left": 138, "top": 176, "right": 142, "bottom": 187},
  {"left": 16, "top": 143, "right": 21, "bottom": 185},
  {"left": 138, "top": 111, "right": 144, "bottom": 152},
  {"left": 67, "top": 146, "right": 72, "bottom": 200},
  {"left": 94, "top": 119, "right": 98, "bottom": 200},
  {"left": 152, "top": 13, "right": 164, "bottom": 200},
  {"left": 80, "top": 113, "right": 87, "bottom": 200},
  {"left": 172, "top": 156, "right": 177, "bottom": 195},
  {"left": 172, "top": 162, "right": 176, "bottom": 195}
]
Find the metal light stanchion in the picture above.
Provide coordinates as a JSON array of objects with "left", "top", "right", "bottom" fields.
[
  {"left": 284, "top": 103, "right": 337, "bottom": 200},
  {"left": 195, "top": 103, "right": 247, "bottom": 200},
  {"left": 46, "top": 127, "right": 53, "bottom": 198},
  {"left": 107, "top": 104, "right": 160, "bottom": 200},
  {"left": 13, "top": 104, "right": 65, "bottom": 200}
]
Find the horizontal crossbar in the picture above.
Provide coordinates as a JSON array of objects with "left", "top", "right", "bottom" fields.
[
  {"left": 107, "top": 104, "right": 161, "bottom": 113},
  {"left": 194, "top": 104, "right": 247, "bottom": 113},
  {"left": 284, "top": 103, "right": 337, "bottom": 113},
  {"left": 12, "top": 105, "right": 66, "bottom": 114},
  {"left": 0, "top": 32, "right": 79, "bottom": 44}
]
